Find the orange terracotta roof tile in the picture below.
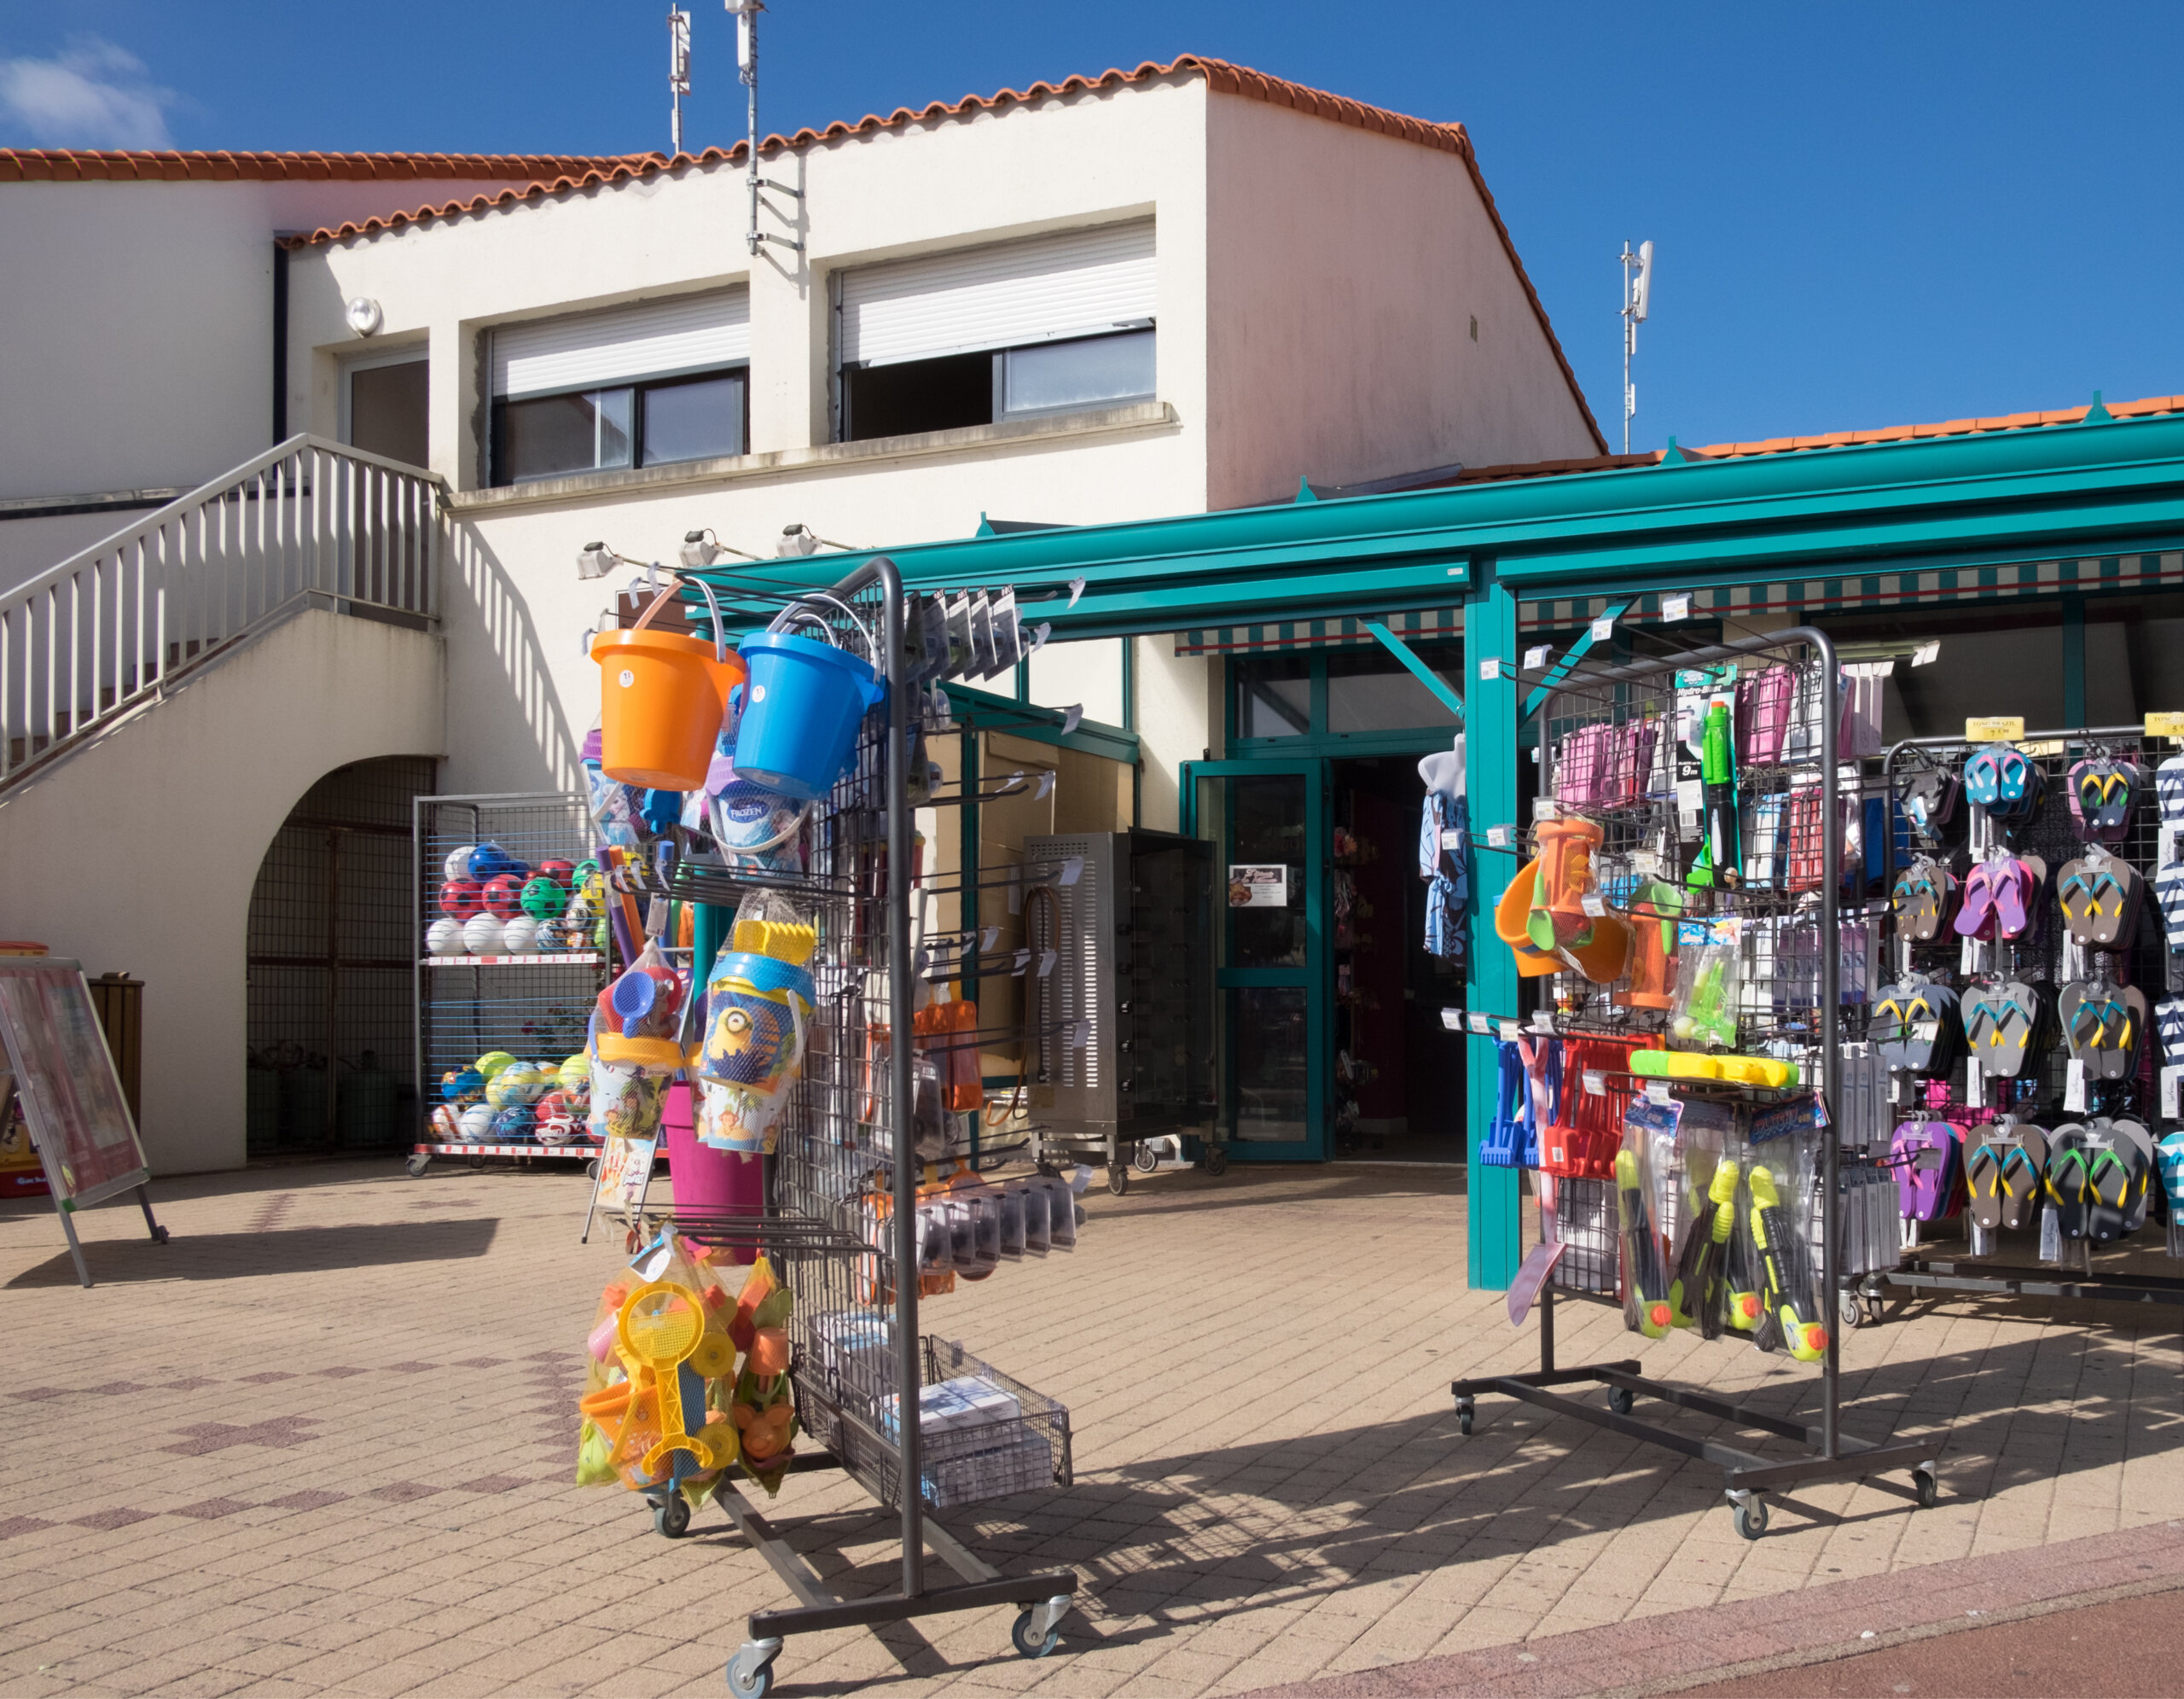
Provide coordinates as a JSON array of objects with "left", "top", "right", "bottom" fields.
[
  {"left": 1444, "top": 393, "right": 2184, "bottom": 490},
  {"left": 276, "top": 55, "right": 1606, "bottom": 454},
  {"left": 0, "top": 148, "right": 626, "bottom": 184}
]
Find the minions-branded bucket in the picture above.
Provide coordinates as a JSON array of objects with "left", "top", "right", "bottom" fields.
[{"left": 697, "top": 950, "right": 816, "bottom": 1152}]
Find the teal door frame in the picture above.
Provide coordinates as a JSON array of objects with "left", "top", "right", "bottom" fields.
[
  {"left": 1464, "top": 562, "right": 1523, "bottom": 1290},
  {"left": 1181, "top": 758, "right": 1329, "bottom": 1161}
]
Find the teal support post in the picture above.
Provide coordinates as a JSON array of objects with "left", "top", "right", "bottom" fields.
[
  {"left": 2061, "top": 593, "right": 2086, "bottom": 728},
  {"left": 1463, "top": 561, "right": 1522, "bottom": 1290},
  {"left": 693, "top": 903, "right": 728, "bottom": 994},
  {"left": 1363, "top": 619, "right": 1466, "bottom": 719}
]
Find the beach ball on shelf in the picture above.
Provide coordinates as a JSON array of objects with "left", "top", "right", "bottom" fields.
[
  {"left": 520, "top": 876, "right": 565, "bottom": 920},
  {"left": 439, "top": 1068, "right": 485, "bottom": 1103},
  {"left": 443, "top": 845, "right": 479, "bottom": 883},
  {"left": 532, "top": 920, "right": 566, "bottom": 954},
  {"left": 425, "top": 918, "right": 464, "bottom": 956},
  {"left": 482, "top": 874, "right": 526, "bottom": 920},
  {"left": 457, "top": 1103, "right": 496, "bottom": 1143},
  {"left": 474, "top": 1050, "right": 516, "bottom": 1080},
  {"left": 439, "top": 879, "right": 484, "bottom": 920},
  {"left": 462, "top": 913, "right": 505, "bottom": 955},
  {"left": 500, "top": 916, "right": 540, "bottom": 955},
  {"left": 491, "top": 1104, "right": 535, "bottom": 1141},
  {"left": 556, "top": 1054, "right": 590, "bottom": 1096}
]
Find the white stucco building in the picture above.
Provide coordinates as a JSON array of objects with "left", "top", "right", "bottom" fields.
[{"left": 0, "top": 55, "right": 1603, "bottom": 1174}]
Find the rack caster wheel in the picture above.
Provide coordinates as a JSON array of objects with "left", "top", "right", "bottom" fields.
[
  {"left": 1455, "top": 1398, "right": 1474, "bottom": 1435},
  {"left": 1203, "top": 1146, "right": 1228, "bottom": 1176},
  {"left": 1606, "top": 1387, "right": 1635, "bottom": 1416},
  {"left": 404, "top": 1154, "right": 431, "bottom": 1178},
  {"left": 1913, "top": 1465, "right": 1939, "bottom": 1509},
  {"left": 1013, "top": 1596, "right": 1070, "bottom": 1659},
  {"left": 585, "top": 1158, "right": 600, "bottom": 1181},
  {"left": 1728, "top": 1492, "right": 1769, "bottom": 1540},
  {"left": 1840, "top": 1289, "right": 1865, "bottom": 1330},
  {"left": 1134, "top": 1143, "right": 1160, "bottom": 1173},
  {"left": 726, "top": 1638, "right": 781, "bottom": 1696},
  {"left": 1107, "top": 1162, "right": 1129, "bottom": 1196},
  {"left": 653, "top": 1494, "right": 691, "bottom": 1539}
]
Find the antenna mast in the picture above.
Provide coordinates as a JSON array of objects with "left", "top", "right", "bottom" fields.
[
  {"left": 724, "top": 0, "right": 802, "bottom": 255},
  {"left": 667, "top": 9, "right": 692, "bottom": 155},
  {"left": 1620, "top": 239, "right": 1653, "bottom": 456}
]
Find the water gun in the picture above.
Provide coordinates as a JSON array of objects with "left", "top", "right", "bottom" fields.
[
  {"left": 1749, "top": 1166, "right": 1827, "bottom": 1363},
  {"left": 1669, "top": 1157, "right": 1741, "bottom": 1335},
  {"left": 1671, "top": 957, "right": 1738, "bottom": 1050},
  {"left": 1702, "top": 700, "right": 1741, "bottom": 888},
  {"left": 1615, "top": 1148, "right": 1674, "bottom": 1338}
]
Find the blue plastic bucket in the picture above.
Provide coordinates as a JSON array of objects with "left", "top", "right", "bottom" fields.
[{"left": 732, "top": 631, "right": 885, "bottom": 800}]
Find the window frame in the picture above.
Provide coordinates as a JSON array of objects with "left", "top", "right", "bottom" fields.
[
  {"left": 836, "top": 323, "right": 1157, "bottom": 445},
  {"left": 487, "top": 362, "right": 750, "bottom": 487},
  {"left": 338, "top": 344, "right": 430, "bottom": 459},
  {"left": 1227, "top": 645, "right": 1466, "bottom": 757}
]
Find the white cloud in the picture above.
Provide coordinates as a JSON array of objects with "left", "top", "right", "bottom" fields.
[{"left": 0, "top": 37, "right": 178, "bottom": 150}]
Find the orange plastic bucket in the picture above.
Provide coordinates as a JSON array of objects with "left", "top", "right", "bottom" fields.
[{"left": 592, "top": 589, "right": 747, "bottom": 790}]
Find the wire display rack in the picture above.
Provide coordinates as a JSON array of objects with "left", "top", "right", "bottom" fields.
[
  {"left": 1859, "top": 724, "right": 2184, "bottom": 1316},
  {"left": 410, "top": 793, "right": 607, "bottom": 1176},
  {"left": 634, "top": 558, "right": 1079, "bottom": 1696},
  {"left": 1453, "top": 624, "right": 1943, "bottom": 1540}
]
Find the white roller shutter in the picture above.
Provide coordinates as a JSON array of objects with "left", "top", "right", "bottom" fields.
[
  {"left": 491, "top": 288, "right": 750, "bottom": 399},
  {"left": 839, "top": 220, "right": 1155, "bottom": 369}
]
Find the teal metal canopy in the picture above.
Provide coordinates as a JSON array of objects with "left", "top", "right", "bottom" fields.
[{"left": 685, "top": 410, "right": 2184, "bottom": 638}]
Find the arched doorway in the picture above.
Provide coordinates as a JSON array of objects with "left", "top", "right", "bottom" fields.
[{"left": 245, "top": 756, "right": 435, "bottom": 1155}]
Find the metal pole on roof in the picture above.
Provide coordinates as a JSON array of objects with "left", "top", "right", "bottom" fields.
[
  {"left": 668, "top": 8, "right": 692, "bottom": 155},
  {"left": 1620, "top": 240, "right": 1653, "bottom": 457}
]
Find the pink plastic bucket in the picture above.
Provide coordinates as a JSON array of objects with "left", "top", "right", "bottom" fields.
[{"left": 661, "top": 1081, "right": 760, "bottom": 1215}]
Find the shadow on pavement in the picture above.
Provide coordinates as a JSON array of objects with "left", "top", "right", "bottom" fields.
[{"left": 3, "top": 1217, "right": 499, "bottom": 1286}]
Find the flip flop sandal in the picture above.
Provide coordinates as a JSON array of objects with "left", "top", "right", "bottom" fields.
[
  {"left": 1891, "top": 1120, "right": 1955, "bottom": 1222},
  {"left": 2158, "top": 754, "right": 2184, "bottom": 828},
  {"left": 2069, "top": 759, "right": 2103, "bottom": 837},
  {"left": 1955, "top": 861, "right": 1999, "bottom": 940},
  {"left": 2084, "top": 1135, "right": 2150, "bottom": 1244},
  {"left": 1961, "top": 986, "right": 2004, "bottom": 1055},
  {"left": 2058, "top": 859, "right": 2101, "bottom": 942},
  {"left": 2094, "top": 765, "right": 2141, "bottom": 839},
  {"left": 1873, "top": 983, "right": 1920, "bottom": 1070},
  {"left": 2000, "top": 1126, "right": 2049, "bottom": 1231},
  {"left": 1991, "top": 857, "right": 2033, "bottom": 938},
  {"left": 2083, "top": 862, "right": 2138, "bottom": 949},
  {"left": 1965, "top": 748, "right": 2004, "bottom": 810},
  {"left": 2045, "top": 1127, "right": 2093, "bottom": 1240},
  {"left": 1984, "top": 983, "right": 2045, "bottom": 1079},
  {"left": 2107, "top": 1118, "right": 2156, "bottom": 1234},
  {"left": 2157, "top": 996, "right": 2184, "bottom": 1067},
  {"left": 2157, "top": 1129, "right": 2184, "bottom": 1214},
  {"left": 1995, "top": 748, "right": 2035, "bottom": 808},
  {"left": 2109, "top": 987, "right": 2150, "bottom": 1083},
  {"left": 2060, "top": 980, "right": 2099, "bottom": 1064},
  {"left": 1965, "top": 1127, "right": 2007, "bottom": 1231},
  {"left": 1893, "top": 866, "right": 1942, "bottom": 940}
]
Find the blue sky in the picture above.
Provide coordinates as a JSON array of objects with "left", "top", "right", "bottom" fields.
[{"left": 6, "top": 2, "right": 2180, "bottom": 454}]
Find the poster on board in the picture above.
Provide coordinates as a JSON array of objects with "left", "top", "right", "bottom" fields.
[
  {"left": 1227, "top": 864, "right": 1292, "bottom": 908},
  {"left": 0, "top": 957, "right": 166, "bottom": 1287},
  {"left": 580, "top": 1135, "right": 658, "bottom": 1244}
]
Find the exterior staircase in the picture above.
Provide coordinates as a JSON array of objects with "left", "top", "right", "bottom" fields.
[{"left": 0, "top": 435, "right": 443, "bottom": 789}]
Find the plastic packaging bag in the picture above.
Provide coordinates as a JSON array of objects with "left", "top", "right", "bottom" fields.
[
  {"left": 1616, "top": 1097, "right": 1681, "bottom": 1338},
  {"left": 1670, "top": 917, "right": 1743, "bottom": 1051},
  {"left": 1741, "top": 1097, "right": 1830, "bottom": 1364}
]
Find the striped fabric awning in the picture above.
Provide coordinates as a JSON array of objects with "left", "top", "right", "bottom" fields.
[
  {"left": 1174, "top": 604, "right": 1461, "bottom": 656},
  {"left": 1519, "top": 551, "right": 2184, "bottom": 632}
]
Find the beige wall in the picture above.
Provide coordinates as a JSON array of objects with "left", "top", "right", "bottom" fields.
[
  {"left": 0, "top": 609, "right": 444, "bottom": 1174},
  {"left": 1202, "top": 92, "right": 1601, "bottom": 510}
]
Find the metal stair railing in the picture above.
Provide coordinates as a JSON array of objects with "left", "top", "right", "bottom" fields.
[{"left": 0, "top": 434, "right": 444, "bottom": 788}]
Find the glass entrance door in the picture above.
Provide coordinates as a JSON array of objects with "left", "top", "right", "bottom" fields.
[{"left": 1182, "top": 760, "right": 1327, "bottom": 1161}]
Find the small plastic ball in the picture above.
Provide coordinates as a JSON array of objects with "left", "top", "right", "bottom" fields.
[
  {"left": 473, "top": 1051, "right": 516, "bottom": 1080},
  {"left": 439, "top": 879, "right": 484, "bottom": 919},
  {"left": 463, "top": 914, "right": 505, "bottom": 955},
  {"left": 444, "top": 845, "right": 479, "bottom": 883},
  {"left": 520, "top": 876, "right": 565, "bottom": 920},
  {"left": 457, "top": 1103, "right": 495, "bottom": 1141},
  {"left": 500, "top": 916, "right": 539, "bottom": 954},
  {"left": 425, "top": 918, "right": 464, "bottom": 955},
  {"left": 482, "top": 875, "right": 526, "bottom": 920}
]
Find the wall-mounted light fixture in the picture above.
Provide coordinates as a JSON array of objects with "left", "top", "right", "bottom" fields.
[{"left": 345, "top": 296, "right": 384, "bottom": 337}]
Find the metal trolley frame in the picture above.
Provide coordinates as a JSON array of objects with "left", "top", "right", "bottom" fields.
[{"left": 1453, "top": 625, "right": 1943, "bottom": 1539}]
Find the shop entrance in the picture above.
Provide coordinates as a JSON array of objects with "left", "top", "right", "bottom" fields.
[{"left": 1328, "top": 756, "right": 1467, "bottom": 1161}]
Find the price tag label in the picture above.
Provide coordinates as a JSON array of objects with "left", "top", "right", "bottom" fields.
[
  {"left": 1478, "top": 656, "right": 1502, "bottom": 682},
  {"left": 1965, "top": 1056, "right": 1983, "bottom": 1103},
  {"left": 1966, "top": 715, "right": 2025, "bottom": 742},
  {"left": 2063, "top": 1059, "right": 2087, "bottom": 1113},
  {"left": 1468, "top": 1011, "right": 1492, "bottom": 1035},
  {"left": 1581, "top": 892, "right": 1606, "bottom": 917},
  {"left": 1531, "top": 1010, "right": 1557, "bottom": 1034},
  {"left": 2147, "top": 712, "right": 2184, "bottom": 739},
  {"left": 1440, "top": 828, "right": 1466, "bottom": 852},
  {"left": 1486, "top": 825, "right": 1513, "bottom": 849},
  {"left": 1645, "top": 1081, "right": 1673, "bottom": 1106},
  {"left": 1590, "top": 616, "right": 1615, "bottom": 643},
  {"left": 1440, "top": 1008, "right": 1466, "bottom": 1031},
  {"left": 2163, "top": 1063, "right": 2183, "bottom": 1120},
  {"left": 1582, "top": 1069, "right": 1607, "bottom": 1097},
  {"left": 1498, "top": 1020, "right": 1521, "bottom": 1043},
  {"left": 1525, "top": 644, "right": 1553, "bottom": 670},
  {"left": 1663, "top": 594, "right": 1692, "bottom": 622}
]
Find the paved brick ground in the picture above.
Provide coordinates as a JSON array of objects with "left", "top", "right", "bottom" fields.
[{"left": 0, "top": 1160, "right": 2175, "bottom": 1698}]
